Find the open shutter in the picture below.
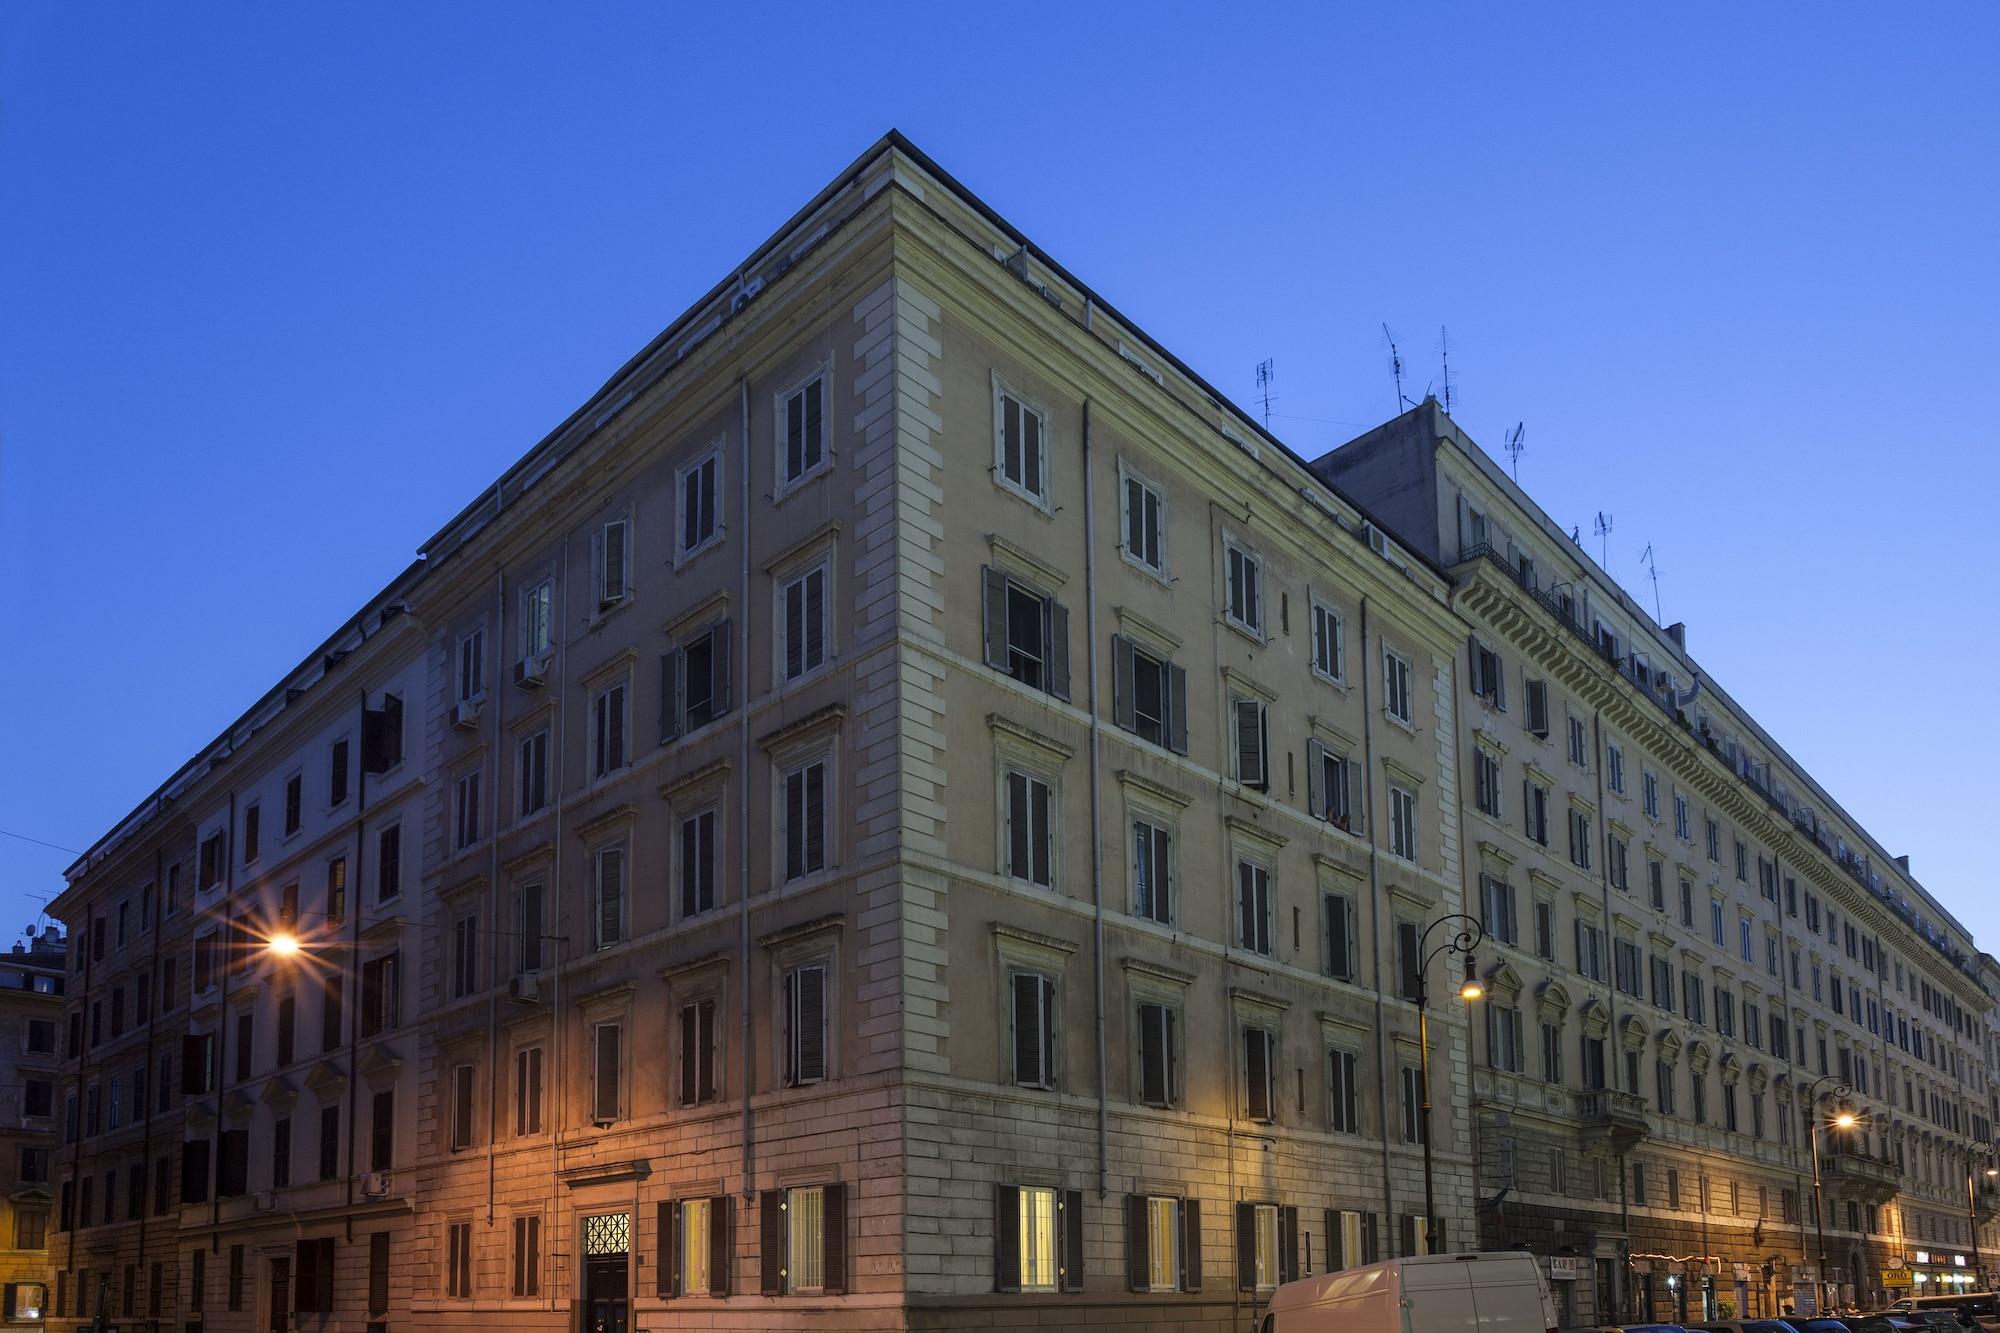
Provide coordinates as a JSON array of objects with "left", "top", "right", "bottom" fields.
[
  {"left": 712, "top": 622, "right": 732, "bottom": 715},
  {"left": 1279, "top": 1206, "right": 1300, "bottom": 1282},
  {"left": 658, "top": 1200, "right": 677, "bottom": 1297},
  {"left": 994, "top": 1186, "right": 1021, "bottom": 1292},
  {"left": 1045, "top": 599, "right": 1071, "bottom": 701},
  {"left": 1306, "top": 739, "right": 1325, "bottom": 818},
  {"left": 661, "top": 653, "right": 680, "bottom": 744},
  {"left": 1235, "top": 1203, "right": 1256, "bottom": 1291},
  {"left": 1010, "top": 974, "right": 1039, "bottom": 1087},
  {"left": 1112, "top": 636, "right": 1137, "bottom": 730},
  {"left": 1362, "top": 1212, "right": 1379, "bottom": 1263},
  {"left": 1060, "top": 1189, "right": 1084, "bottom": 1292},
  {"left": 1125, "top": 1194, "right": 1150, "bottom": 1291},
  {"left": 1346, "top": 758, "right": 1363, "bottom": 833},
  {"left": 760, "top": 1192, "right": 784, "bottom": 1295},
  {"left": 709, "top": 1196, "right": 732, "bottom": 1296},
  {"left": 799, "top": 967, "right": 826, "bottom": 1083},
  {"left": 820, "top": 1182, "right": 847, "bottom": 1295},
  {"left": 1325, "top": 1209, "right": 1341, "bottom": 1270},
  {"left": 1165, "top": 662, "right": 1189, "bottom": 755},
  {"left": 1467, "top": 634, "right": 1481, "bottom": 694},
  {"left": 1181, "top": 1199, "right": 1201, "bottom": 1291},
  {"left": 981, "top": 567, "right": 1009, "bottom": 670},
  {"left": 1327, "top": 895, "right": 1353, "bottom": 980}
]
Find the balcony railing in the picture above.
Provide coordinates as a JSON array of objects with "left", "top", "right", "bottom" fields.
[
  {"left": 1574, "top": 1088, "right": 1651, "bottom": 1152},
  {"left": 1822, "top": 1149, "right": 1901, "bottom": 1203}
]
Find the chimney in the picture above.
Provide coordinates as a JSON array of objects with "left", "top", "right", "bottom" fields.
[
  {"left": 1665, "top": 622, "right": 1686, "bottom": 650},
  {"left": 1895, "top": 854, "right": 1910, "bottom": 874}
]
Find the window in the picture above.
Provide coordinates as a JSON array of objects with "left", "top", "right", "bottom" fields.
[
  {"left": 1607, "top": 834, "right": 1628, "bottom": 890},
  {"left": 1534, "top": 901, "right": 1554, "bottom": 959},
  {"left": 360, "top": 953, "right": 400, "bottom": 1036},
  {"left": 369, "top": 1089, "right": 394, "bottom": 1170},
  {"left": 1329, "top": 1049, "right": 1360, "bottom": 1132},
  {"left": 1384, "top": 649, "right": 1413, "bottom": 724},
  {"left": 1240, "top": 1202, "right": 1293, "bottom": 1290},
  {"left": 520, "top": 579, "right": 553, "bottom": 659},
  {"left": 1469, "top": 637, "right": 1505, "bottom": 708},
  {"left": 1326, "top": 892, "right": 1357, "bottom": 980},
  {"left": 593, "top": 845, "right": 626, "bottom": 950},
  {"left": 1646, "top": 858, "right": 1662, "bottom": 908},
  {"left": 1487, "top": 1004, "right": 1524, "bottom": 1073},
  {"left": 1642, "top": 768, "right": 1659, "bottom": 818},
  {"left": 592, "top": 679, "right": 628, "bottom": 776},
  {"left": 517, "top": 729, "right": 548, "bottom": 817},
  {"left": 1223, "top": 535, "right": 1263, "bottom": 635},
  {"left": 320, "top": 974, "right": 343, "bottom": 1052},
  {"left": 595, "top": 516, "right": 632, "bottom": 610},
  {"left": 1523, "top": 779, "right": 1549, "bottom": 845},
  {"left": 318, "top": 1106, "right": 340, "bottom": 1180},
  {"left": 981, "top": 567, "right": 1068, "bottom": 699},
  {"left": 994, "top": 1184, "right": 1079, "bottom": 1294},
  {"left": 376, "top": 823, "right": 401, "bottom": 902},
  {"left": 1607, "top": 743, "right": 1625, "bottom": 794},
  {"left": 1311, "top": 599, "right": 1346, "bottom": 682},
  {"left": 591, "top": 1022, "right": 622, "bottom": 1123},
  {"left": 1566, "top": 715, "right": 1588, "bottom": 768},
  {"left": 326, "top": 855, "right": 347, "bottom": 924},
  {"left": 1110, "top": 636, "right": 1187, "bottom": 751},
  {"left": 450, "top": 1064, "right": 475, "bottom": 1151},
  {"left": 512, "top": 1214, "right": 543, "bottom": 1298},
  {"left": 1524, "top": 678, "right": 1550, "bottom": 737},
  {"left": 1706, "top": 817, "right": 1721, "bottom": 862},
  {"left": 782, "top": 373, "right": 827, "bottom": 487},
  {"left": 1010, "top": 972, "right": 1057, "bottom": 1089},
  {"left": 276, "top": 993, "right": 296, "bottom": 1065},
  {"left": 514, "top": 1046, "right": 543, "bottom": 1135},
  {"left": 1400, "top": 1066, "right": 1425, "bottom": 1142},
  {"left": 451, "top": 915, "right": 478, "bottom": 999},
  {"left": 1005, "top": 771, "right": 1054, "bottom": 888},
  {"left": 1656, "top": 1061, "right": 1677, "bottom": 1116},
  {"left": 764, "top": 1182, "right": 844, "bottom": 1296},
  {"left": 1474, "top": 749, "right": 1502, "bottom": 818},
  {"left": 242, "top": 803, "right": 261, "bottom": 863},
  {"left": 1567, "top": 808, "right": 1591, "bottom": 870},
  {"left": 781, "top": 563, "right": 830, "bottom": 682},
  {"left": 458, "top": 628, "right": 486, "bottom": 703},
  {"left": 679, "top": 808, "right": 718, "bottom": 918},
  {"left": 679, "top": 1000, "right": 718, "bottom": 1106},
  {"left": 283, "top": 774, "right": 303, "bottom": 837},
  {"left": 1480, "top": 875, "right": 1517, "bottom": 945},
  {"left": 1132, "top": 1195, "right": 1195, "bottom": 1293},
  {"left": 446, "top": 1220, "right": 472, "bottom": 1298},
  {"left": 454, "top": 769, "right": 482, "bottom": 849},
  {"left": 1121, "top": 466, "right": 1164, "bottom": 574},
  {"left": 1388, "top": 785, "right": 1417, "bottom": 861},
  {"left": 1540, "top": 1022, "right": 1563, "bottom": 1082},
  {"left": 1231, "top": 696, "right": 1270, "bottom": 790},
  {"left": 1242, "top": 1027, "right": 1277, "bottom": 1121},
  {"left": 1137, "top": 1003, "right": 1177, "bottom": 1107},
  {"left": 783, "top": 758, "right": 829, "bottom": 881},
  {"left": 993, "top": 383, "right": 1044, "bottom": 502},
  {"left": 784, "top": 963, "right": 828, "bottom": 1086},
  {"left": 1674, "top": 792, "right": 1690, "bottom": 840},
  {"left": 1310, "top": 740, "right": 1360, "bottom": 832},
  {"left": 1132, "top": 820, "right": 1173, "bottom": 925},
  {"left": 1236, "top": 860, "right": 1273, "bottom": 956},
  {"left": 679, "top": 449, "right": 720, "bottom": 556},
  {"left": 666, "top": 622, "right": 732, "bottom": 738}
]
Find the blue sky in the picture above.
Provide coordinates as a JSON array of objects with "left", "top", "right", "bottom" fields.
[{"left": 4, "top": 4, "right": 1995, "bottom": 946}]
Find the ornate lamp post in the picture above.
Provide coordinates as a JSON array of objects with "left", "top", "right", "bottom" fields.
[
  {"left": 1804, "top": 1075, "right": 1856, "bottom": 1313},
  {"left": 1415, "top": 912, "right": 1486, "bottom": 1250},
  {"left": 1965, "top": 1153, "right": 1997, "bottom": 1289}
]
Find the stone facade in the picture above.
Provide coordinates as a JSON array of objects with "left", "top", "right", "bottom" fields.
[
  {"left": 42, "top": 132, "right": 1999, "bottom": 1333},
  {"left": 1, "top": 930, "right": 62, "bottom": 1327}
]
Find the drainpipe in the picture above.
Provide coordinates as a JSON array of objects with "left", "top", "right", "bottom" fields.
[
  {"left": 344, "top": 698, "right": 366, "bottom": 1243},
  {"left": 212, "top": 786, "right": 236, "bottom": 1253},
  {"left": 1359, "top": 595, "right": 1396, "bottom": 1248},
  {"left": 737, "top": 373, "right": 756, "bottom": 1203},
  {"left": 1081, "top": 397, "right": 1109, "bottom": 1199},
  {"left": 547, "top": 532, "right": 570, "bottom": 1313},
  {"left": 1590, "top": 709, "right": 1631, "bottom": 1315},
  {"left": 133, "top": 834, "right": 167, "bottom": 1293},
  {"left": 486, "top": 564, "right": 505, "bottom": 1225},
  {"left": 62, "top": 898, "right": 98, "bottom": 1291}
]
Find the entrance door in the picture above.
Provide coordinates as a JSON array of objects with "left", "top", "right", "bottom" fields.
[
  {"left": 267, "top": 1257, "right": 290, "bottom": 1333},
  {"left": 580, "top": 1213, "right": 630, "bottom": 1333}
]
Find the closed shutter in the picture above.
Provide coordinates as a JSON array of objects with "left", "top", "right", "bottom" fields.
[
  {"left": 1165, "top": 663, "right": 1189, "bottom": 755},
  {"left": 820, "top": 1182, "right": 847, "bottom": 1295},
  {"left": 1327, "top": 895, "right": 1353, "bottom": 980},
  {"left": 1362, "top": 1212, "right": 1379, "bottom": 1264},
  {"left": 1235, "top": 1203, "right": 1256, "bottom": 1291},
  {"left": 994, "top": 1185, "right": 1021, "bottom": 1292},
  {"left": 1011, "top": 973, "right": 1046, "bottom": 1088},
  {"left": 1045, "top": 599, "right": 1071, "bottom": 701},
  {"left": 981, "top": 567, "right": 1010, "bottom": 670},
  {"left": 1060, "top": 1189, "right": 1084, "bottom": 1292},
  {"left": 679, "top": 1006, "right": 697, "bottom": 1106},
  {"left": 1125, "top": 1194, "right": 1149, "bottom": 1291},
  {"left": 658, "top": 1200, "right": 677, "bottom": 1297},
  {"left": 1325, "top": 1208, "right": 1342, "bottom": 1270},
  {"left": 1234, "top": 700, "right": 1263, "bottom": 788},
  {"left": 1139, "top": 1006, "right": 1168, "bottom": 1106},
  {"left": 1244, "top": 1030, "right": 1271, "bottom": 1121},
  {"left": 760, "top": 1192, "right": 785, "bottom": 1296},
  {"left": 1397, "top": 922, "right": 1421, "bottom": 1000},
  {"left": 709, "top": 1196, "right": 732, "bottom": 1296},
  {"left": 1279, "top": 1206, "right": 1299, "bottom": 1283},
  {"left": 1181, "top": 1199, "right": 1201, "bottom": 1291},
  {"left": 697, "top": 1000, "right": 716, "bottom": 1102},
  {"left": 1112, "top": 636, "right": 1137, "bottom": 730}
]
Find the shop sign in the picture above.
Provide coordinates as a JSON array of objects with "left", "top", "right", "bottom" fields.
[
  {"left": 1550, "top": 1257, "right": 1583, "bottom": 1280},
  {"left": 1884, "top": 1270, "right": 1914, "bottom": 1288}
]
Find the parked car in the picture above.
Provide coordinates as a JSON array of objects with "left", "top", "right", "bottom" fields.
[
  {"left": 1901, "top": 1312, "right": 1970, "bottom": 1333},
  {"left": 1889, "top": 1297, "right": 2000, "bottom": 1327},
  {"left": 1685, "top": 1321, "right": 1803, "bottom": 1333},
  {"left": 1259, "top": 1251, "right": 1557, "bottom": 1333},
  {"left": 1835, "top": 1317, "right": 1926, "bottom": 1333}
]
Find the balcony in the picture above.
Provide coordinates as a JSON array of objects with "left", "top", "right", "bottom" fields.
[
  {"left": 1574, "top": 1089, "right": 1650, "bottom": 1154},
  {"left": 1822, "top": 1148, "right": 1900, "bottom": 1205},
  {"left": 1976, "top": 1188, "right": 2000, "bottom": 1224}
]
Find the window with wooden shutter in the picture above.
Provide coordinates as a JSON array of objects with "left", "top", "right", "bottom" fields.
[
  {"left": 680, "top": 809, "right": 717, "bottom": 918},
  {"left": 1010, "top": 972, "right": 1056, "bottom": 1090},
  {"left": 512, "top": 1214, "right": 541, "bottom": 1297},
  {"left": 593, "top": 846, "right": 624, "bottom": 950},
  {"left": 596, "top": 518, "right": 630, "bottom": 609},
  {"left": 1328, "top": 1049, "right": 1360, "bottom": 1133},
  {"left": 1232, "top": 697, "right": 1268, "bottom": 790},
  {"left": 678, "top": 999, "right": 716, "bottom": 1106},
  {"left": 1236, "top": 861, "right": 1272, "bottom": 956},
  {"left": 1137, "top": 1002, "right": 1175, "bottom": 1108},
  {"left": 449, "top": 1064, "right": 474, "bottom": 1151},
  {"left": 980, "top": 567, "right": 1071, "bottom": 701},
  {"left": 658, "top": 1200, "right": 679, "bottom": 1298},
  {"left": 994, "top": 386, "right": 1046, "bottom": 502},
  {"left": 994, "top": 1185, "right": 1022, "bottom": 1293},
  {"left": 785, "top": 964, "right": 827, "bottom": 1086},
  {"left": 592, "top": 682, "right": 627, "bottom": 776},
  {"left": 760, "top": 1191, "right": 786, "bottom": 1296},
  {"left": 781, "top": 564, "right": 828, "bottom": 681},
  {"left": 1325, "top": 893, "right": 1354, "bottom": 980},
  {"left": 591, "top": 1023, "right": 621, "bottom": 1123},
  {"left": 1243, "top": 1027, "right": 1275, "bottom": 1122},
  {"left": 1132, "top": 820, "right": 1172, "bottom": 924},
  {"left": 783, "top": 376, "right": 826, "bottom": 485},
  {"left": 784, "top": 758, "right": 829, "bottom": 881}
]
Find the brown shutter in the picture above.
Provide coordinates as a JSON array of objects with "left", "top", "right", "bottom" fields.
[
  {"left": 1279, "top": 1206, "right": 1299, "bottom": 1283},
  {"left": 1235, "top": 1203, "right": 1256, "bottom": 1291},
  {"left": 658, "top": 1200, "right": 676, "bottom": 1298},
  {"left": 994, "top": 1185, "right": 1020, "bottom": 1292},
  {"left": 1061, "top": 1189, "right": 1084, "bottom": 1292},
  {"left": 760, "top": 1192, "right": 784, "bottom": 1295},
  {"left": 1181, "top": 1198, "right": 1201, "bottom": 1291},
  {"left": 1326, "top": 1208, "right": 1342, "bottom": 1270},
  {"left": 1125, "top": 1194, "right": 1149, "bottom": 1291},
  {"left": 1362, "top": 1212, "right": 1379, "bottom": 1264},
  {"left": 709, "top": 1196, "right": 732, "bottom": 1296},
  {"left": 820, "top": 1182, "right": 847, "bottom": 1296}
]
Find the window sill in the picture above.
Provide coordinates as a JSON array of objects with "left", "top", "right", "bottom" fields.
[
  {"left": 773, "top": 459, "right": 834, "bottom": 509},
  {"left": 1382, "top": 712, "right": 1417, "bottom": 736},
  {"left": 1118, "top": 546, "right": 1171, "bottom": 587},
  {"left": 992, "top": 473, "right": 1055, "bottom": 517},
  {"left": 675, "top": 533, "right": 725, "bottom": 572},
  {"left": 1221, "top": 616, "right": 1265, "bottom": 647}
]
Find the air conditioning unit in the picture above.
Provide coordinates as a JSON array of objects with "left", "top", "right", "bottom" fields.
[
  {"left": 451, "top": 699, "right": 483, "bottom": 730},
  {"left": 363, "top": 1171, "right": 391, "bottom": 1198},
  {"left": 514, "top": 654, "right": 550, "bottom": 689},
  {"left": 729, "top": 276, "right": 765, "bottom": 313},
  {"left": 252, "top": 1191, "right": 276, "bottom": 1212},
  {"left": 507, "top": 974, "right": 543, "bottom": 1004}
]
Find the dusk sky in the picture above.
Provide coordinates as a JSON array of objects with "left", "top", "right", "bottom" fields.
[{"left": 3, "top": 6, "right": 1995, "bottom": 946}]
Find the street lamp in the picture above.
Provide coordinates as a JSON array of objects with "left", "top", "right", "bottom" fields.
[
  {"left": 1415, "top": 912, "right": 1486, "bottom": 1253},
  {"left": 1964, "top": 1154, "right": 1997, "bottom": 1289},
  {"left": 266, "top": 931, "right": 300, "bottom": 958},
  {"left": 1805, "top": 1075, "right": 1855, "bottom": 1314}
]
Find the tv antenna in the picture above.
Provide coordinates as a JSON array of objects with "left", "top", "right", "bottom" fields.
[
  {"left": 1382, "top": 324, "right": 1409, "bottom": 413},
  {"left": 1593, "top": 511, "right": 1615, "bottom": 570},
  {"left": 1502, "top": 422, "right": 1525, "bottom": 481},
  {"left": 1255, "top": 359, "right": 1275, "bottom": 429},
  {"left": 1638, "top": 544, "right": 1664, "bottom": 622},
  {"left": 1438, "top": 326, "right": 1455, "bottom": 414}
]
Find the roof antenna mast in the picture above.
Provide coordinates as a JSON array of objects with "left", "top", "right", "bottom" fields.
[
  {"left": 1639, "top": 544, "right": 1664, "bottom": 623},
  {"left": 1255, "top": 358, "right": 1275, "bottom": 430},
  {"left": 1503, "top": 422, "right": 1525, "bottom": 481},
  {"left": 1593, "top": 511, "right": 1615, "bottom": 572},
  {"left": 1438, "top": 325, "right": 1455, "bottom": 415},
  {"left": 1382, "top": 323, "right": 1408, "bottom": 414}
]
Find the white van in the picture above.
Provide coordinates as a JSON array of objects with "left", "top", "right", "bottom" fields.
[{"left": 1257, "top": 1251, "right": 1558, "bottom": 1333}]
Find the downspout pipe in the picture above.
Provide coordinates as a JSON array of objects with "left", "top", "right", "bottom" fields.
[
  {"left": 1081, "top": 397, "right": 1109, "bottom": 1197},
  {"left": 212, "top": 786, "right": 236, "bottom": 1252},
  {"left": 737, "top": 373, "right": 756, "bottom": 1202},
  {"left": 345, "top": 696, "right": 366, "bottom": 1243},
  {"left": 134, "top": 835, "right": 167, "bottom": 1284},
  {"left": 1361, "top": 596, "right": 1396, "bottom": 1243},
  {"left": 486, "top": 566, "right": 505, "bottom": 1225}
]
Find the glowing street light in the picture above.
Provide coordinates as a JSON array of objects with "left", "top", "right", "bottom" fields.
[{"left": 266, "top": 932, "right": 300, "bottom": 958}]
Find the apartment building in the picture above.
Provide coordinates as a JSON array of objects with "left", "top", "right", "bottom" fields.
[
  {"left": 49, "top": 135, "right": 1491, "bottom": 1333},
  {"left": 1, "top": 928, "right": 63, "bottom": 1326},
  {"left": 1320, "top": 400, "right": 2000, "bottom": 1323}
]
